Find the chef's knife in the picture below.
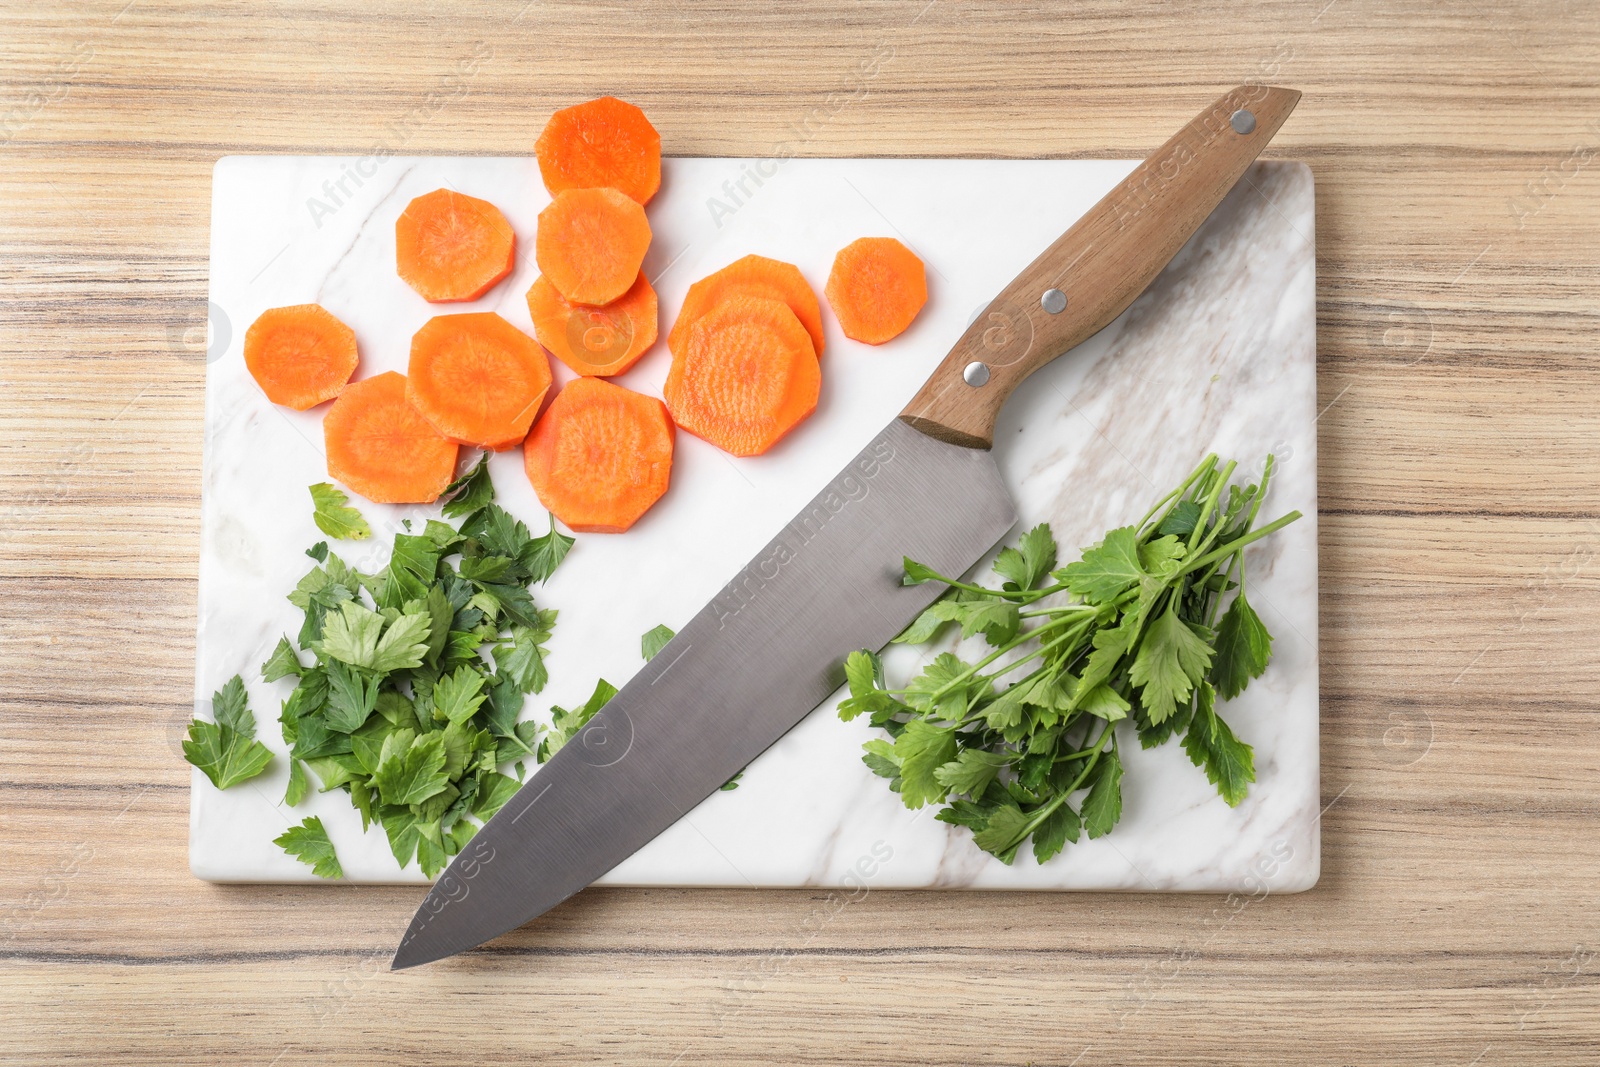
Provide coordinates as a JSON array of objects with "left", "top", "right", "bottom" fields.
[{"left": 393, "top": 84, "right": 1300, "bottom": 969}]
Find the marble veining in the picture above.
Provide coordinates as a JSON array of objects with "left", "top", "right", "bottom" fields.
[{"left": 194, "top": 156, "right": 1318, "bottom": 892}]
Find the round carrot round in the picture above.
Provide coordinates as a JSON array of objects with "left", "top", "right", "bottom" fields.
[
  {"left": 536, "top": 187, "right": 652, "bottom": 306},
  {"left": 523, "top": 377, "right": 673, "bottom": 533},
  {"left": 243, "top": 304, "right": 359, "bottom": 411},
  {"left": 406, "top": 313, "right": 552, "bottom": 450},
  {"left": 526, "top": 271, "right": 657, "bottom": 378},
  {"left": 535, "top": 96, "right": 661, "bottom": 205},
  {"left": 668, "top": 254, "right": 824, "bottom": 361},
  {"left": 824, "top": 237, "right": 928, "bottom": 345},
  {"left": 324, "top": 371, "right": 459, "bottom": 504},
  {"left": 663, "top": 296, "right": 820, "bottom": 458},
  {"left": 395, "top": 189, "right": 516, "bottom": 303}
]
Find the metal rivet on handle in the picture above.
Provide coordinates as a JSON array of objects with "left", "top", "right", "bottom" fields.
[
  {"left": 1230, "top": 108, "right": 1256, "bottom": 135},
  {"left": 1041, "top": 288, "right": 1067, "bottom": 314},
  {"left": 963, "top": 361, "right": 991, "bottom": 387}
]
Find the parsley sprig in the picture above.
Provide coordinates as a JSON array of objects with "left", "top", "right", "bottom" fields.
[{"left": 839, "top": 454, "right": 1300, "bottom": 864}]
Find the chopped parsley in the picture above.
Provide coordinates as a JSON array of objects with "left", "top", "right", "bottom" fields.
[{"left": 261, "top": 466, "right": 575, "bottom": 878}]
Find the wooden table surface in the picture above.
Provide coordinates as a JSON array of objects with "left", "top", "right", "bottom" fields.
[{"left": 4, "top": 1, "right": 1597, "bottom": 1063}]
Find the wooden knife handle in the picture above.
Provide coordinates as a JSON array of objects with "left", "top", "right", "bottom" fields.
[{"left": 899, "top": 84, "right": 1301, "bottom": 449}]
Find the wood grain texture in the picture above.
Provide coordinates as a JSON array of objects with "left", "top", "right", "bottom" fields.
[{"left": 2, "top": 0, "right": 1598, "bottom": 1063}]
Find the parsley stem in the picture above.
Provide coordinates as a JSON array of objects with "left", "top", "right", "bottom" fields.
[
  {"left": 918, "top": 613, "right": 1093, "bottom": 714},
  {"left": 1016, "top": 720, "right": 1116, "bottom": 839},
  {"left": 1178, "top": 511, "right": 1302, "bottom": 578},
  {"left": 910, "top": 572, "right": 1052, "bottom": 601},
  {"left": 1019, "top": 604, "right": 1097, "bottom": 619},
  {"left": 1186, "top": 459, "right": 1237, "bottom": 554},
  {"left": 1138, "top": 454, "right": 1217, "bottom": 533}
]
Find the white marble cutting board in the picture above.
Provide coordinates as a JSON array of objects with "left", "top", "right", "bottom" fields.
[{"left": 194, "top": 154, "right": 1318, "bottom": 892}]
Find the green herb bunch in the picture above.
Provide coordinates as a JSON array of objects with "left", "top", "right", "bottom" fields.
[
  {"left": 265, "top": 458, "right": 574, "bottom": 878},
  {"left": 838, "top": 454, "right": 1301, "bottom": 865}
]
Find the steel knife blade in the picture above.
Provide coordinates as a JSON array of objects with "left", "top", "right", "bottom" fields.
[{"left": 393, "top": 83, "right": 1299, "bottom": 969}]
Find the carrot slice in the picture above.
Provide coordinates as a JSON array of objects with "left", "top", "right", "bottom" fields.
[
  {"left": 526, "top": 271, "right": 657, "bottom": 378},
  {"left": 663, "top": 296, "right": 820, "bottom": 457},
  {"left": 824, "top": 237, "right": 928, "bottom": 345},
  {"left": 243, "top": 304, "right": 359, "bottom": 411},
  {"left": 536, "top": 187, "right": 652, "bottom": 306},
  {"left": 395, "top": 189, "right": 516, "bottom": 303},
  {"left": 524, "top": 377, "right": 673, "bottom": 533},
  {"left": 406, "top": 312, "right": 552, "bottom": 451},
  {"left": 668, "top": 254, "right": 824, "bottom": 361},
  {"left": 535, "top": 96, "right": 661, "bottom": 205},
  {"left": 324, "top": 372, "right": 458, "bottom": 504}
]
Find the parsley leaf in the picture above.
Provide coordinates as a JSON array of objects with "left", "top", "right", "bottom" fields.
[
  {"left": 284, "top": 758, "right": 310, "bottom": 806},
  {"left": 323, "top": 659, "right": 380, "bottom": 733},
  {"left": 274, "top": 816, "right": 343, "bottom": 878},
  {"left": 372, "top": 732, "right": 449, "bottom": 807},
  {"left": 212, "top": 675, "right": 253, "bottom": 734},
  {"left": 993, "top": 523, "right": 1057, "bottom": 591},
  {"left": 1059, "top": 526, "right": 1146, "bottom": 604},
  {"left": 839, "top": 649, "right": 909, "bottom": 723},
  {"left": 1031, "top": 802, "right": 1081, "bottom": 863},
  {"left": 934, "top": 748, "right": 1011, "bottom": 797},
  {"left": 261, "top": 636, "right": 304, "bottom": 682},
  {"left": 1157, "top": 500, "right": 1201, "bottom": 537},
  {"left": 183, "top": 675, "right": 272, "bottom": 789},
  {"left": 1081, "top": 751, "right": 1124, "bottom": 838},
  {"left": 971, "top": 802, "right": 1030, "bottom": 857},
  {"left": 309, "top": 483, "right": 371, "bottom": 541},
  {"left": 1182, "top": 682, "right": 1255, "bottom": 806},
  {"left": 904, "top": 652, "right": 984, "bottom": 721},
  {"left": 440, "top": 453, "right": 495, "bottom": 519},
  {"left": 379, "top": 535, "right": 441, "bottom": 609},
  {"left": 1210, "top": 592, "right": 1273, "bottom": 699},
  {"left": 1128, "top": 603, "right": 1214, "bottom": 725},
  {"left": 1137, "top": 534, "right": 1187, "bottom": 578},
  {"left": 493, "top": 616, "right": 555, "bottom": 695},
  {"left": 896, "top": 597, "right": 1018, "bottom": 648},
  {"left": 317, "top": 602, "right": 432, "bottom": 674},
  {"left": 540, "top": 679, "right": 618, "bottom": 761},
  {"left": 472, "top": 772, "right": 522, "bottom": 821},
  {"left": 524, "top": 513, "right": 575, "bottom": 584},
  {"left": 184, "top": 719, "right": 273, "bottom": 790},
  {"left": 891, "top": 720, "right": 958, "bottom": 808},
  {"left": 432, "top": 665, "right": 488, "bottom": 725},
  {"left": 641, "top": 624, "right": 676, "bottom": 662}
]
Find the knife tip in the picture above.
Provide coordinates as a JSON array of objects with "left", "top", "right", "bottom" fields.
[
  {"left": 390, "top": 918, "right": 456, "bottom": 971},
  {"left": 389, "top": 939, "right": 431, "bottom": 972}
]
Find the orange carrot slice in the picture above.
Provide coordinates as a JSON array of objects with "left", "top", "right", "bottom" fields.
[
  {"left": 324, "top": 371, "right": 458, "bottom": 504},
  {"left": 524, "top": 377, "right": 673, "bottom": 533},
  {"left": 824, "top": 237, "right": 928, "bottom": 345},
  {"left": 243, "top": 304, "right": 359, "bottom": 411},
  {"left": 526, "top": 271, "right": 657, "bottom": 378},
  {"left": 395, "top": 189, "right": 516, "bottom": 303},
  {"left": 535, "top": 96, "right": 661, "bottom": 205},
  {"left": 406, "top": 312, "right": 552, "bottom": 451},
  {"left": 536, "top": 187, "right": 652, "bottom": 306},
  {"left": 663, "top": 296, "right": 820, "bottom": 457},
  {"left": 668, "top": 254, "right": 824, "bottom": 361}
]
